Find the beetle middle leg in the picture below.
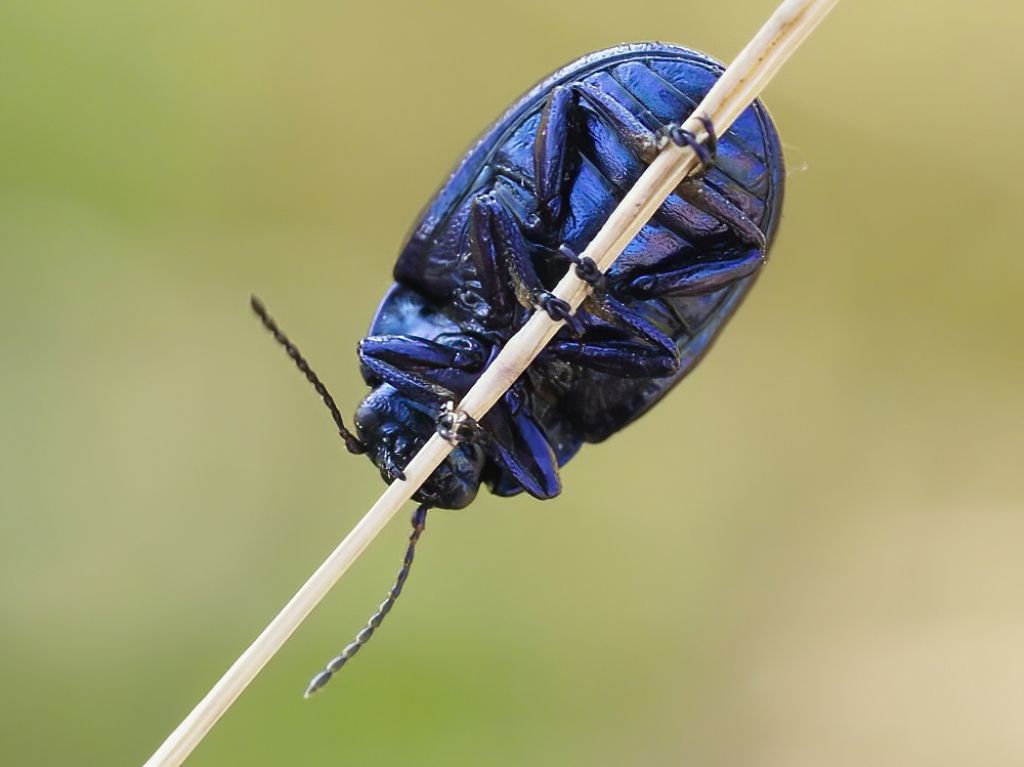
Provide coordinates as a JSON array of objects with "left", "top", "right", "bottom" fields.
[
  {"left": 544, "top": 291, "right": 681, "bottom": 378},
  {"left": 469, "top": 193, "right": 582, "bottom": 329}
]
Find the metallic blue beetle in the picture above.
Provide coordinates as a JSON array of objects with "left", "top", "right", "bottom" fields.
[{"left": 254, "top": 42, "right": 784, "bottom": 695}]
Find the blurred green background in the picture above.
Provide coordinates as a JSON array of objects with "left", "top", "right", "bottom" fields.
[{"left": 2, "top": 1, "right": 1023, "bottom": 765}]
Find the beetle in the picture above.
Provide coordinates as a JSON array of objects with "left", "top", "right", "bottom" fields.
[{"left": 253, "top": 42, "right": 784, "bottom": 695}]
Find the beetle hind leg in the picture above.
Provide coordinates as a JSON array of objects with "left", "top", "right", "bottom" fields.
[
  {"left": 676, "top": 177, "right": 766, "bottom": 252},
  {"left": 622, "top": 248, "right": 763, "bottom": 300},
  {"left": 554, "top": 83, "right": 769, "bottom": 260}
]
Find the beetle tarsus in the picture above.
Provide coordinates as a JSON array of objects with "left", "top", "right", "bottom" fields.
[
  {"left": 536, "top": 291, "right": 573, "bottom": 322},
  {"left": 558, "top": 244, "right": 603, "bottom": 288},
  {"left": 536, "top": 291, "right": 586, "bottom": 336},
  {"left": 659, "top": 114, "right": 718, "bottom": 174},
  {"left": 436, "top": 401, "right": 482, "bottom": 445}
]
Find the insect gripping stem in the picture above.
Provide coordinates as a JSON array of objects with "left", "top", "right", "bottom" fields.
[{"left": 143, "top": 2, "right": 839, "bottom": 764}]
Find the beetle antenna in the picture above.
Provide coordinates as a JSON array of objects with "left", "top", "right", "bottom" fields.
[
  {"left": 250, "top": 295, "right": 366, "bottom": 455},
  {"left": 303, "top": 504, "right": 429, "bottom": 697}
]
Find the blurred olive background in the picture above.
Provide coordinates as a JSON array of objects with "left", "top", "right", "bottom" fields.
[{"left": 2, "top": 1, "right": 1023, "bottom": 765}]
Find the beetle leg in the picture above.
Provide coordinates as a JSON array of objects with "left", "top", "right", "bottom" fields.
[
  {"left": 566, "top": 83, "right": 771, "bottom": 253},
  {"left": 572, "top": 82, "right": 660, "bottom": 161},
  {"left": 472, "top": 193, "right": 585, "bottom": 332},
  {"left": 533, "top": 85, "right": 576, "bottom": 230},
  {"left": 544, "top": 337, "right": 679, "bottom": 378},
  {"left": 467, "top": 196, "right": 517, "bottom": 322},
  {"left": 621, "top": 248, "right": 763, "bottom": 300},
  {"left": 475, "top": 194, "right": 541, "bottom": 306},
  {"left": 545, "top": 291, "right": 680, "bottom": 378},
  {"left": 358, "top": 335, "right": 479, "bottom": 407},
  {"left": 480, "top": 393, "right": 562, "bottom": 500},
  {"left": 557, "top": 243, "right": 604, "bottom": 289},
  {"left": 535, "top": 83, "right": 736, "bottom": 252},
  {"left": 359, "top": 332, "right": 560, "bottom": 498},
  {"left": 675, "top": 177, "right": 766, "bottom": 251},
  {"left": 661, "top": 114, "right": 767, "bottom": 252},
  {"left": 360, "top": 334, "right": 486, "bottom": 372},
  {"left": 433, "top": 377, "right": 562, "bottom": 500},
  {"left": 535, "top": 82, "right": 663, "bottom": 230},
  {"left": 533, "top": 82, "right": 655, "bottom": 228},
  {"left": 534, "top": 82, "right": 654, "bottom": 238},
  {"left": 469, "top": 192, "right": 553, "bottom": 320},
  {"left": 657, "top": 115, "right": 718, "bottom": 173},
  {"left": 558, "top": 93, "right": 767, "bottom": 301},
  {"left": 435, "top": 400, "right": 486, "bottom": 445},
  {"left": 589, "top": 292, "right": 677, "bottom": 357},
  {"left": 567, "top": 84, "right": 735, "bottom": 245}
]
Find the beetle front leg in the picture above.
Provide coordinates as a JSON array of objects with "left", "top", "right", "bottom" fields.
[
  {"left": 359, "top": 334, "right": 486, "bottom": 374},
  {"left": 358, "top": 334, "right": 482, "bottom": 406}
]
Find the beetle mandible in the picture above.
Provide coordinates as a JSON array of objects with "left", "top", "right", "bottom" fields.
[{"left": 253, "top": 42, "right": 785, "bottom": 696}]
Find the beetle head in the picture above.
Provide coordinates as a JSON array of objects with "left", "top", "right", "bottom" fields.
[{"left": 355, "top": 385, "right": 485, "bottom": 510}]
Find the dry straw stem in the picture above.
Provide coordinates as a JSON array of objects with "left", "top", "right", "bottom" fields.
[{"left": 144, "top": 1, "right": 839, "bottom": 764}]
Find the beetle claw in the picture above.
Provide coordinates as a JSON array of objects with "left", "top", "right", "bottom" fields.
[
  {"left": 535, "top": 291, "right": 573, "bottom": 322},
  {"left": 558, "top": 244, "right": 604, "bottom": 289},
  {"left": 658, "top": 115, "right": 718, "bottom": 175}
]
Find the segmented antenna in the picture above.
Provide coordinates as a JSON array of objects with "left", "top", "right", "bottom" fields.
[
  {"left": 250, "top": 295, "right": 365, "bottom": 454},
  {"left": 304, "top": 504, "right": 429, "bottom": 697}
]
